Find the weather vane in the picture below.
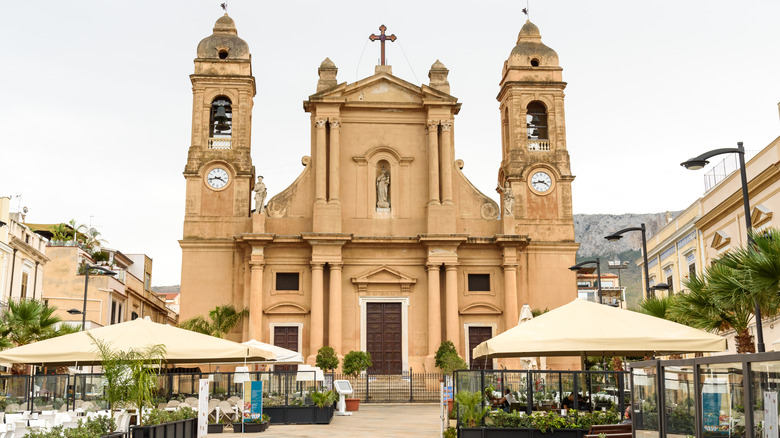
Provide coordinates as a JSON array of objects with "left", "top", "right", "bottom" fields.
[
  {"left": 522, "top": 0, "right": 529, "bottom": 19},
  {"left": 220, "top": 2, "right": 228, "bottom": 13}
]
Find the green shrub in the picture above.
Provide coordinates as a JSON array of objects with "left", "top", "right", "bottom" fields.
[
  {"left": 315, "top": 346, "right": 340, "bottom": 372},
  {"left": 342, "top": 351, "right": 372, "bottom": 378},
  {"left": 310, "top": 389, "right": 337, "bottom": 408}
]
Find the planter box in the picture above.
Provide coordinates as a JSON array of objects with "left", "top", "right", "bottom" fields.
[
  {"left": 207, "top": 424, "right": 224, "bottom": 434},
  {"left": 101, "top": 433, "right": 128, "bottom": 438},
  {"left": 286, "top": 406, "right": 315, "bottom": 424},
  {"left": 263, "top": 407, "right": 285, "bottom": 425},
  {"left": 232, "top": 422, "right": 267, "bottom": 433},
  {"left": 314, "top": 405, "right": 335, "bottom": 424},
  {"left": 458, "top": 428, "right": 589, "bottom": 438}
]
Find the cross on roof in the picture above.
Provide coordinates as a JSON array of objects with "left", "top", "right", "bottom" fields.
[{"left": 369, "top": 25, "right": 397, "bottom": 66}]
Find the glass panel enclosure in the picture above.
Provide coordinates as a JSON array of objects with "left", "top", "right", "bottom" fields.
[
  {"left": 633, "top": 365, "right": 660, "bottom": 438},
  {"left": 750, "top": 360, "right": 780, "bottom": 437},
  {"left": 700, "top": 362, "right": 745, "bottom": 437},
  {"left": 663, "top": 365, "right": 695, "bottom": 436}
]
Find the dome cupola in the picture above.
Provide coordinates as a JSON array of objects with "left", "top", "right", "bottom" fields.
[
  {"left": 506, "top": 20, "right": 559, "bottom": 68},
  {"left": 196, "top": 14, "right": 250, "bottom": 60}
]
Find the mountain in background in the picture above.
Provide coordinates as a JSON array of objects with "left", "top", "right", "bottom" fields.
[
  {"left": 573, "top": 212, "right": 678, "bottom": 308},
  {"left": 152, "top": 285, "right": 180, "bottom": 294}
]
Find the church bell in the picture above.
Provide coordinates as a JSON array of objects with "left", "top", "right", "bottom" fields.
[{"left": 213, "top": 106, "right": 230, "bottom": 133}]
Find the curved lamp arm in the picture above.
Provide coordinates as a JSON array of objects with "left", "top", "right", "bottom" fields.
[
  {"left": 681, "top": 144, "right": 744, "bottom": 169},
  {"left": 604, "top": 226, "right": 643, "bottom": 240}
]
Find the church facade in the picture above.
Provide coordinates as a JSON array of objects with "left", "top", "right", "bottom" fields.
[{"left": 180, "top": 15, "right": 579, "bottom": 372}]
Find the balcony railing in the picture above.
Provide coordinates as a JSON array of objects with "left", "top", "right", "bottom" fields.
[
  {"left": 527, "top": 139, "right": 550, "bottom": 151},
  {"left": 208, "top": 137, "right": 232, "bottom": 149}
]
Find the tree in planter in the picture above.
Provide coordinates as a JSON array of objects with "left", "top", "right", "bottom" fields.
[
  {"left": 315, "top": 346, "right": 340, "bottom": 372},
  {"left": 178, "top": 304, "right": 249, "bottom": 338},
  {"left": 435, "top": 341, "right": 467, "bottom": 382},
  {"left": 342, "top": 350, "right": 372, "bottom": 377},
  {"left": 454, "top": 390, "right": 488, "bottom": 428},
  {"left": 93, "top": 336, "right": 166, "bottom": 427}
]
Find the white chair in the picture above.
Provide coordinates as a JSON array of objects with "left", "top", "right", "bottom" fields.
[
  {"left": 217, "top": 401, "right": 235, "bottom": 423},
  {"left": 4, "top": 404, "right": 19, "bottom": 413},
  {"left": 10, "top": 425, "right": 28, "bottom": 438},
  {"left": 4, "top": 414, "right": 23, "bottom": 425},
  {"left": 184, "top": 397, "right": 198, "bottom": 406},
  {"left": 166, "top": 400, "right": 180, "bottom": 408},
  {"left": 0, "top": 423, "right": 9, "bottom": 438}
]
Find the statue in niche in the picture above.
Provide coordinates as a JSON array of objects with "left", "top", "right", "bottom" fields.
[
  {"left": 254, "top": 175, "right": 267, "bottom": 214},
  {"left": 503, "top": 182, "right": 514, "bottom": 216},
  {"left": 376, "top": 167, "right": 390, "bottom": 208}
]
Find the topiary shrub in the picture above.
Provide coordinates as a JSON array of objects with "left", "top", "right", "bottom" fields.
[
  {"left": 342, "top": 350, "right": 372, "bottom": 378},
  {"left": 315, "top": 346, "right": 340, "bottom": 372}
]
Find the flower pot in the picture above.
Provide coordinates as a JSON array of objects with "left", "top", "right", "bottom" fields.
[
  {"left": 314, "top": 405, "right": 335, "bottom": 424},
  {"left": 447, "top": 399, "right": 454, "bottom": 414},
  {"left": 232, "top": 422, "right": 265, "bottom": 433},
  {"left": 345, "top": 398, "right": 360, "bottom": 411}
]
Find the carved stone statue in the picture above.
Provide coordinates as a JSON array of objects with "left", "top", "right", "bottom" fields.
[
  {"left": 503, "top": 182, "right": 514, "bottom": 216},
  {"left": 254, "top": 176, "right": 267, "bottom": 214},
  {"left": 376, "top": 167, "right": 390, "bottom": 208}
]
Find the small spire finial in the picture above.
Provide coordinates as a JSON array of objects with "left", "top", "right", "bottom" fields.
[
  {"left": 220, "top": 2, "right": 228, "bottom": 13},
  {"left": 522, "top": 0, "right": 530, "bottom": 19}
]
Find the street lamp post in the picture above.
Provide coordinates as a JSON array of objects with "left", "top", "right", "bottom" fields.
[
  {"left": 570, "top": 258, "right": 602, "bottom": 304},
  {"left": 681, "top": 141, "right": 764, "bottom": 352},
  {"left": 80, "top": 264, "right": 116, "bottom": 331},
  {"left": 605, "top": 223, "right": 652, "bottom": 299},
  {"left": 608, "top": 260, "right": 629, "bottom": 303}
]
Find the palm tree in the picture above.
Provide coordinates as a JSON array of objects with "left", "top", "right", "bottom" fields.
[
  {"left": 0, "top": 299, "right": 77, "bottom": 373},
  {"left": 675, "top": 264, "right": 756, "bottom": 353},
  {"left": 178, "top": 304, "right": 249, "bottom": 338},
  {"left": 637, "top": 295, "right": 679, "bottom": 321}
]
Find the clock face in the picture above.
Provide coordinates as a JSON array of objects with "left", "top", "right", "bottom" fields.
[
  {"left": 530, "top": 171, "right": 552, "bottom": 192},
  {"left": 206, "top": 168, "right": 230, "bottom": 189}
]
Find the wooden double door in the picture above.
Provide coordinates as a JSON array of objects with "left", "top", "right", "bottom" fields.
[
  {"left": 366, "top": 302, "right": 402, "bottom": 374},
  {"left": 273, "top": 326, "right": 299, "bottom": 372},
  {"left": 468, "top": 326, "right": 493, "bottom": 370}
]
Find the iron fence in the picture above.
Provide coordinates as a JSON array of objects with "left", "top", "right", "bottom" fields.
[{"left": 330, "top": 369, "right": 444, "bottom": 403}]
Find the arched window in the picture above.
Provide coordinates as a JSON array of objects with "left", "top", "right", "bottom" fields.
[
  {"left": 208, "top": 96, "right": 232, "bottom": 149},
  {"left": 526, "top": 101, "right": 549, "bottom": 151}
]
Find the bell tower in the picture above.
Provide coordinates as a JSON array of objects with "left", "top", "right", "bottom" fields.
[
  {"left": 180, "top": 14, "right": 256, "bottom": 321},
  {"left": 497, "top": 20, "right": 574, "bottom": 241}
]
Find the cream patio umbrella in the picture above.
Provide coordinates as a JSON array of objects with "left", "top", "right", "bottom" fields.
[
  {"left": 473, "top": 299, "right": 726, "bottom": 359},
  {"left": 241, "top": 339, "right": 304, "bottom": 365},
  {"left": 0, "top": 317, "right": 276, "bottom": 366},
  {"left": 517, "top": 304, "right": 539, "bottom": 370}
]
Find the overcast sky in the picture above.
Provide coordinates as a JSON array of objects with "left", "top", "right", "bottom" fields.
[{"left": 2, "top": 1, "right": 779, "bottom": 286}]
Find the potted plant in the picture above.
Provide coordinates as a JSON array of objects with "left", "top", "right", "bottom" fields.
[
  {"left": 341, "top": 350, "right": 372, "bottom": 411},
  {"left": 310, "top": 389, "right": 337, "bottom": 424},
  {"left": 232, "top": 414, "right": 268, "bottom": 433},
  {"left": 93, "top": 336, "right": 166, "bottom": 434},
  {"left": 435, "top": 341, "right": 467, "bottom": 414},
  {"left": 208, "top": 415, "right": 231, "bottom": 434}
]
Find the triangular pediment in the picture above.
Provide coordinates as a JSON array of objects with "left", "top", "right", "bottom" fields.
[
  {"left": 309, "top": 72, "right": 457, "bottom": 106},
  {"left": 711, "top": 230, "right": 731, "bottom": 250},
  {"left": 351, "top": 265, "right": 417, "bottom": 286}
]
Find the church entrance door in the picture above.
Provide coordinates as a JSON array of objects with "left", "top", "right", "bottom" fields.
[
  {"left": 273, "top": 326, "right": 299, "bottom": 372},
  {"left": 468, "top": 326, "right": 494, "bottom": 370},
  {"left": 366, "top": 302, "right": 402, "bottom": 374}
]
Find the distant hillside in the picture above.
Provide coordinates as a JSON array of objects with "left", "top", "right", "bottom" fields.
[
  {"left": 573, "top": 212, "right": 678, "bottom": 308},
  {"left": 152, "top": 285, "right": 180, "bottom": 294}
]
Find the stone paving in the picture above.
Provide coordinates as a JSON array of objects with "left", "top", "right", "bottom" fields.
[{"left": 216, "top": 404, "right": 443, "bottom": 438}]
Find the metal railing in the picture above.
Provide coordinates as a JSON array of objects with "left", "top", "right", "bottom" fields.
[{"left": 329, "top": 369, "right": 443, "bottom": 403}]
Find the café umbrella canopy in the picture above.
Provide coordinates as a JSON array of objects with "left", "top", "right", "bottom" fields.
[
  {"left": 473, "top": 299, "right": 726, "bottom": 359},
  {"left": 0, "top": 317, "right": 276, "bottom": 366},
  {"left": 241, "top": 339, "right": 304, "bottom": 364}
]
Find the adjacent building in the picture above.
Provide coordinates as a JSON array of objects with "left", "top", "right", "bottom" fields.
[
  {"left": 0, "top": 198, "right": 48, "bottom": 306},
  {"left": 179, "top": 16, "right": 581, "bottom": 372}
]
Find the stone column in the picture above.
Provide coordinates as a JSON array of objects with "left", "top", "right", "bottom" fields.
[
  {"left": 427, "top": 264, "right": 441, "bottom": 355},
  {"left": 249, "top": 262, "right": 264, "bottom": 341},
  {"left": 503, "top": 264, "right": 519, "bottom": 330},
  {"left": 427, "top": 120, "right": 440, "bottom": 204},
  {"left": 315, "top": 119, "right": 327, "bottom": 203},
  {"left": 329, "top": 120, "right": 341, "bottom": 202},
  {"left": 328, "top": 263, "right": 343, "bottom": 353},
  {"left": 440, "top": 120, "right": 454, "bottom": 204},
  {"left": 445, "top": 264, "right": 460, "bottom": 350},
  {"left": 310, "top": 262, "right": 325, "bottom": 358}
]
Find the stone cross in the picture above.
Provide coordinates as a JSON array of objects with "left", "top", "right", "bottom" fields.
[{"left": 369, "top": 25, "right": 397, "bottom": 66}]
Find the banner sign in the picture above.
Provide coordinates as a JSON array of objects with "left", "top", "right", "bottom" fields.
[
  {"left": 197, "top": 379, "right": 209, "bottom": 438},
  {"left": 243, "top": 380, "right": 263, "bottom": 420}
]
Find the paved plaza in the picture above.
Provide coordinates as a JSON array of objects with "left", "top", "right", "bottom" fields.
[{"left": 217, "top": 404, "right": 443, "bottom": 438}]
